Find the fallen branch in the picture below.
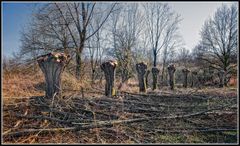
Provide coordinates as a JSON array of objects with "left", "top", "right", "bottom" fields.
[
  {"left": 15, "top": 114, "right": 73, "bottom": 124},
  {"left": 17, "top": 102, "right": 233, "bottom": 129},
  {"left": 3, "top": 127, "right": 75, "bottom": 138},
  {"left": 4, "top": 104, "right": 233, "bottom": 139},
  {"left": 72, "top": 104, "right": 233, "bottom": 129},
  {"left": 3, "top": 96, "right": 39, "bottom": 99},
  {"left": 149, "top": 128, "right": 237, "bottom": 134},
  {"left": 29, "top": 98, "right": 119, "bottom": 120},
  {"left": 14, "top": 113, "right": 110, "bottom": 125},
  {"left": 90, "top": 97, "right": 207, "bottom": 108},
  {"left": 119, "top": 91, "right": 236, "bottom": 100}
]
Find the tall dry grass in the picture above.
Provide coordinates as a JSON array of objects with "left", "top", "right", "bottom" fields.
[
  {"left": 3, "top": 69, "right": 44, "bottom": 97},
  {"left": 2, "top": 65, "right": 89, "bottom": 98}
]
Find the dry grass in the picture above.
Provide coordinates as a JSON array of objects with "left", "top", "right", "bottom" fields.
[
  {"left": 2, "top": 67, "right": 89, "bottom": 98},
  {"left": 3, "top": 70, "right": 44, "bottom": 97}
]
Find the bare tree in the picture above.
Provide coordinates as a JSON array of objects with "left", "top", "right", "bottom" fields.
[
  {"left": 177, "top": 47, "right": 191, "bottom": 66},
  {"left": 20, "top": 4, "right": 76, "bottom": 71},
  {"left": 160, "top": 33, "right": 183, "bottom": 84},
  {"left": 143, "top": 3, "right": 181, "bottom": 67},
  {"left": 199, "top": 4, "right": 238, "bottom": 86},
  {"left": 20, "top": 3, "right": 117, "bottom": 80},
  {"left": 86, "top": 8, "right": 108, "bottom": 84},
  {"left": 54, "top": 2, "right": 117, "bottom": 79},
  {"left": 132, "top": 20, "right": 151, "bottom": 65},
  {"left": 109, "top": 4, "right": 143, "bottom": 86}
]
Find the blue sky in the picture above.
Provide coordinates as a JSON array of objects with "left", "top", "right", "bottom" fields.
[
  {"left": 2, "top": 2, "right": 37, "bottom": 58},
  {"left": 2, "top": 2, "right": 236, "bottom": 58}
]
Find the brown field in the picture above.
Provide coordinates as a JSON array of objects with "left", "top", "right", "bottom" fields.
[{"left": 2, "top": 66, "right": 238, "bottom": 144}]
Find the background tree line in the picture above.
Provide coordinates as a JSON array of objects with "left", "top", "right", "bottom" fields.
[{"left": 10, "top": 2, "right": 237, "bottom": 87}]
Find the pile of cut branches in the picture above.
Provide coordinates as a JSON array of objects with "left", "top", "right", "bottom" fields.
[{"left": 3, "top": 90, "right": 237, "bottom": 143}]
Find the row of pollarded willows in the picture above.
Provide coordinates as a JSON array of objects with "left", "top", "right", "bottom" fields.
[{"left": 36, "top": 52, "right": 228, "bottom": 99}]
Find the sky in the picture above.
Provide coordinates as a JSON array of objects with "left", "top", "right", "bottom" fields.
[
  {"left": 1, "top": 1, "right": 237, "bottom": 58},
  {"left": 168, "top": 2, "right": 235, "bottom": 50},
  {"left": 2, "top": 2, "right": 36, "bottom": 58}
]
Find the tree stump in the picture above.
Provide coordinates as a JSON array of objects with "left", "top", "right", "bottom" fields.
[
  {"left": 167, "top": 64, "right": 176, "bottom": 90},
  {"left": 191, "top": 71, "right": 198, "bottom": 87},
  {"left": 136, "top": 62, "right": 147, "bottom": 92},
  {"left": 37, "top": 52, "right": 70, "bottom": 98},
  {"left": 152, "top": 67, "right": 159, "bottom": 90},
  {"left": 101, "top": 60, "right": 118, "bottom": 97},
  {"left": 145, "top": 70, "right": 150, "bottom": 88},
  {"left": 182, "top": 68, "right": 190, "bottom": 88},
  {"left": 218, "top": 70, "right": 225, "bottom": 87}
]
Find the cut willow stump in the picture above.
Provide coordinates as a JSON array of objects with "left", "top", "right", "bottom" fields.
[
  {"left": 167, "top": 64, "right": 176, "bottom": 90},
  {"left": 136, "top": 62, "right": 147, "bottom": 92},
  {"left": 101, "top": 60, "right": 118, "bottom": 97},
  {"left": 152, "top": 67, "right": 159, "bottom": 90},
  {"left": 182, "top": 68, "right": 190, "bottom": 88},
  {"left": 37, "top": 52, "right": 70, "bottom": 98}
]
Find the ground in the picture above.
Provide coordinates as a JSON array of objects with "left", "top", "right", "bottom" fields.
[{"left": 2, "top": 69, "right": 238, "bottom": 144}]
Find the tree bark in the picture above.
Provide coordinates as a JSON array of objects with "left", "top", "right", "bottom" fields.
[
  {"left": 167, "top": 64, "right": 176, "bottom": 90},
  {"left": 101, "top": 60, "right": 117, "bottom": 97},
  {"left": 182, "top": 68, "right": 190, "bottom": 88},
  {"left": 191, "top": 71, "right": 198, "bottom": 87},
  {"left": 75, "top": 51, "right": 81, "bottom": 80},
  {"left": 136, "top": 62, "right": 147, "bottom": 92},
  {"left": 223, "top": 68, "right": 229, "bottom": 86},
  {"left": 75, "top": 39, "right": 85, "bottom": 80},
  {"left": 152, "top": 67, "right": 159, "bottom": 90},
  {"left": 218, "top": 70, "right": 225, "bottom": 88},
  {"left": 145, "top": 70, "right": 150, "bottom": 88},
  {"left": 161, "top": 65, "right": 165, "bottom": 83},
  {"left": 37, "top": 52, "right": 70, "bottom": 98},
  {"left": 153, "top": 50, "right": 157, "bottom": 67}
]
